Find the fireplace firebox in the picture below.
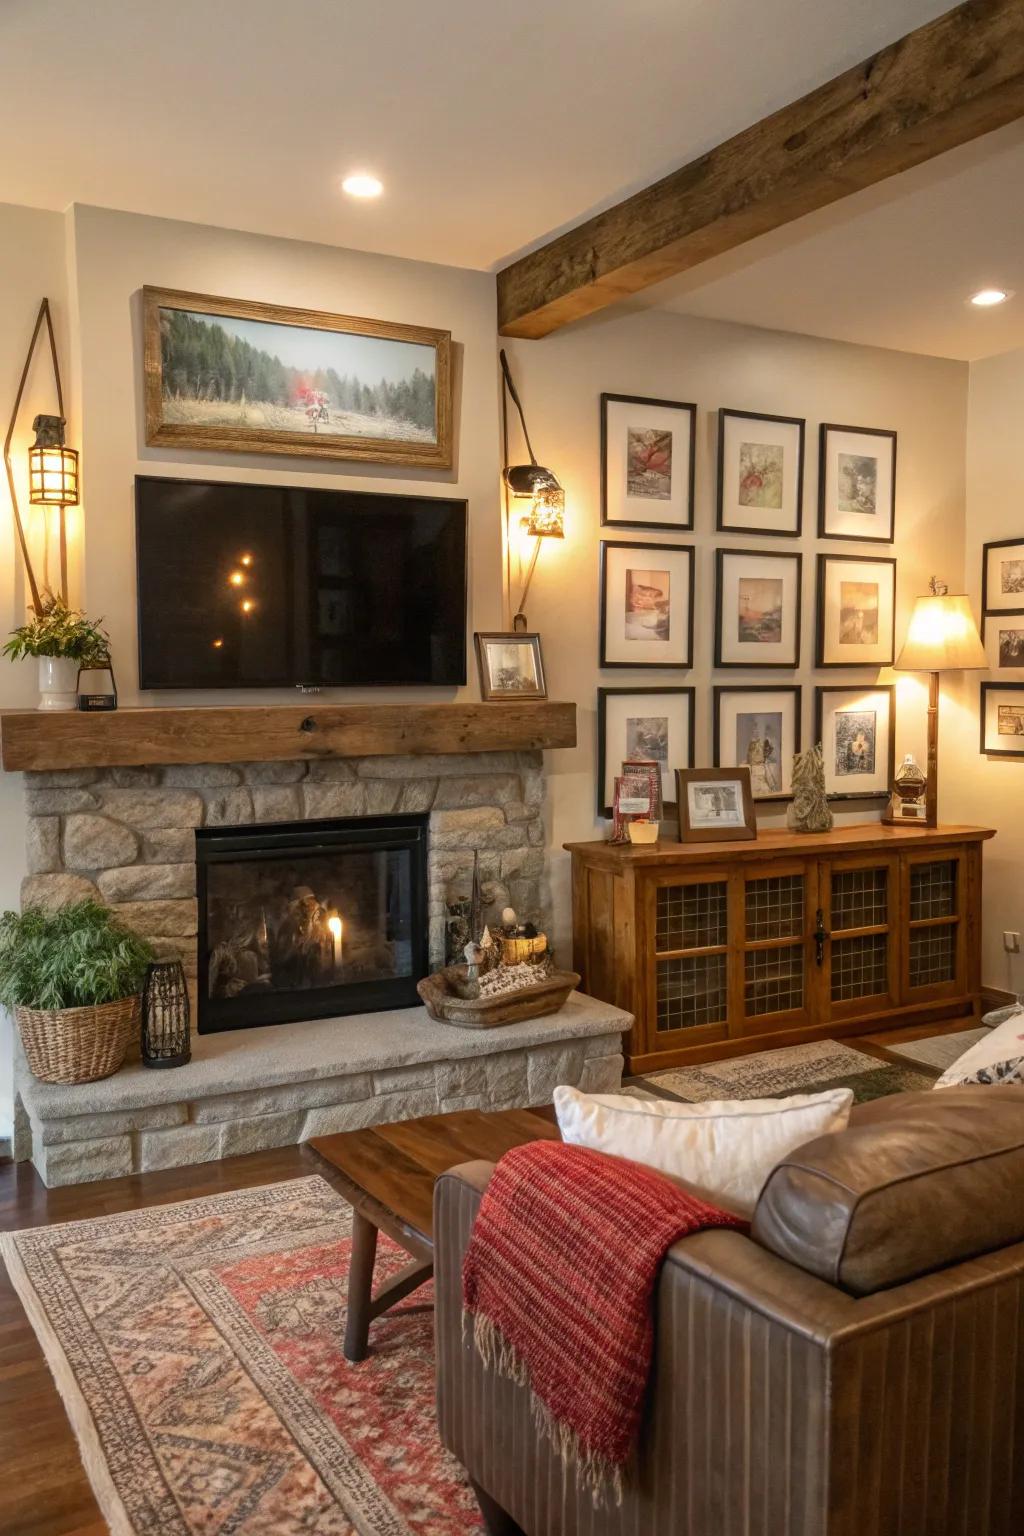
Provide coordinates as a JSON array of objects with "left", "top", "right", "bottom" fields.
[{"left": 195, "top": 814, "right": 429, "bottom": 1033}]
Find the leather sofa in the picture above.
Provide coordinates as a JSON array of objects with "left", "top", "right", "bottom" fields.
[{"left": 434, "top": 1087, "right": 1024, "bottom": 1536}]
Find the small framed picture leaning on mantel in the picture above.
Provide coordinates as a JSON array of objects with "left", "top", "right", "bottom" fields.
[
  {"left": 676, "top": 767, "right": 757, "bottom": 843},
  {"left": 474, "top": 633, "right": 547, "bottom": 701}
]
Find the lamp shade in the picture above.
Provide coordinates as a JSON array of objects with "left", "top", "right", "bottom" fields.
[
  {"left": 525, "top": 486, "right": 565, "bottom": 538},
  {"left": 894, "top": 592, "right": 987, "bottom": 672}
]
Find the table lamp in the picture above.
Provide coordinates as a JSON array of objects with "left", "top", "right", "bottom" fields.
[{"left": 891, "top": 577, "right": 987, "bottom": 827}]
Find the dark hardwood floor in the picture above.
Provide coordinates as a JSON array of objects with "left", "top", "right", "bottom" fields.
[{"left": 0, "top": 1014, "right": 975, "bottom": 1535}]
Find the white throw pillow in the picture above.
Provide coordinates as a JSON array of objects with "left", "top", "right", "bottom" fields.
[
  {"left": 935, "top": 1007, "right": 1024, "bottom": 1089},
  {"left": 552, "top": 1085, "right": 854, "bottom": 1218}
]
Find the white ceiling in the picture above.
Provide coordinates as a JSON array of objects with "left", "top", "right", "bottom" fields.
[{"left": 0, "top": 0, "right": 1018, "bottom": 361}]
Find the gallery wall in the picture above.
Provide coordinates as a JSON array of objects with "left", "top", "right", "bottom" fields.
[
  {"left": 502, "top": 307, "right": 970, "bottom": 957},
  {"left": 943, "top": 343, "right": 1024, "bottom": 993}
]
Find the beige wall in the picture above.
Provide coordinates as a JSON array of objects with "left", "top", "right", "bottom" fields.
[
  {"left": 502, "top": 308, "right": 969, "bottom": 959},
  {"left": 943, "top": 344, "right": 1024, "bottom": 994}
]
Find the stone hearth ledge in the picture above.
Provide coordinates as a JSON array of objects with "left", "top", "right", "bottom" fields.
[{"left": 14, "top": 993, "right": 631, "bottom": 1186}]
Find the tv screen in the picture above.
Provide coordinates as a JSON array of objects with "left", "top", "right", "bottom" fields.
[{"left": 135, "top": 475, "right": 467, "bottom": 689}]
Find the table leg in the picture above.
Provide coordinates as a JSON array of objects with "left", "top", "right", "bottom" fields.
[{"left": 345, "top": 1209, "right": 379, "bottom": 1362}]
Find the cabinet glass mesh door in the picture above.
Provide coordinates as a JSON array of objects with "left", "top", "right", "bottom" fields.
[
  {"left": 738, "top": 864, "right": 811, "bottom": 1032},
  {"left": 824, "top": 856, "right": 897, "bottom": 1017},
  {"left": 903, "top": 853, "right": 964, "bottom": 998},
  {"left": 649, "top": 874, "right": 729, "bottom": 1047}
]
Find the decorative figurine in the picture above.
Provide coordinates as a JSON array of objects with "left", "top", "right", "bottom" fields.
[
  {"left": 787, "top": 744, "right": 834, "bottom": 834},
  {"left": 883, "top": 754, "right": 928, "bottom": 824}
]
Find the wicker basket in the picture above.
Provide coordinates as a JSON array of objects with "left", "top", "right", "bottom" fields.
[{"left": 15, "top": 995, "right": 140, "bottom": 1085}]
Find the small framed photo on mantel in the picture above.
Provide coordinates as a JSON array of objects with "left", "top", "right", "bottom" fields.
[
  {"left": 714, "top": 548, "right": 802, "bottom": 669},
  {"left": 597, "top": 686, "right": 695, "bottom": 817},
  {"left": 713, "top": 685, "right": 801, "bottom": 801},
  {"left": 815, "top": 684, "right": 895, "bottom": 800},
  {"left": 717, "top": 408, "right": 805, "bottom": 537},
  {"left": 815, "top": 554, "right": 896, "bottom": 669},
  {"left": 818, "top": 423, "right": 896, "bottom": 543},
  {"left": 474, "top": 633, "right": 546, "bottom": 701},
  {"left": 601, "top": 393, "right": 696, "bottom": 532},
  {"left": 676, "top": 767, "right": 757, "bottom": 843},
  {"left": 599, "top": 540, "right": 694, "bottom": 668}
]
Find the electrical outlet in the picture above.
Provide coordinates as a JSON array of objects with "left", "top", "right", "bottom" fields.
[{"left": 1004, "top": 931, "right": 1021, "bottom": 954}]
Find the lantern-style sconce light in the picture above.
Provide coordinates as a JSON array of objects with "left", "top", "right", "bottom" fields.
[
  {"left": 499, "top": 349, "right": 564, "bottom": 630},
  {"left": 28, "top": 414, "right": 79, "bottom": 507},
  {"left": 3, "top": 299, "right": 79, "bottom": 614}
]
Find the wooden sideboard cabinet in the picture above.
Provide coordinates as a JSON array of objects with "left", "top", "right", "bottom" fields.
[{"left": 565, "top": 824, "right": 995, "bottom": 1073}]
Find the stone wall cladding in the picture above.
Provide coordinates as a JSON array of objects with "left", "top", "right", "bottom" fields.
[
  {"left": 22, "top": 752, "right": 551, "bottom": 976},
  {"left": 20, "top": 1030, "right": 625, "bottom": 1186}
]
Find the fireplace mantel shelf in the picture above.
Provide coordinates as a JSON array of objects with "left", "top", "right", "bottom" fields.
[{"left": 0, "top": 700, "right": 576, "bottom": 772}]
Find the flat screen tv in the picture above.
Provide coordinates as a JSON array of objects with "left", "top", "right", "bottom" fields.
[{"left": 135, "top": 475, "right": 467, "bottom": 689}]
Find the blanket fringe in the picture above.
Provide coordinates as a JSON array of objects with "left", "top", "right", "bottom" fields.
[{"left": 463, "top": 1308, "right": 625, "bottom": 1508}]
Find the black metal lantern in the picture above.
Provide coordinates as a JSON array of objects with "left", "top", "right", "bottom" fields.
[{"left": 141, "top": 960, "right": 191, "bottom": 1068}]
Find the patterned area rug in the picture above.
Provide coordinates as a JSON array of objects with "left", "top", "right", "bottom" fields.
[
  {"left": 0, "top": 1176, "right": 481, "bottom": 1535},
  {"left": 639, "top": 1038, "right": 937, "bottom": 1105},
  {"left": 884, "top": 1026, "right": 989, "bottom": 1072}
]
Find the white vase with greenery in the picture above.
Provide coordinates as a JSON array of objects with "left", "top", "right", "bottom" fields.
[{"left": 3, "top": 597, "right": 111, "bottom": 712}]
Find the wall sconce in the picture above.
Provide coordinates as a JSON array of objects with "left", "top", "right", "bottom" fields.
[
  {"left": 3, "top": 299, "right": 78, "bottom": 614},
  {"left": 500, "top": 348, "right": 564, "bottom": 631}
]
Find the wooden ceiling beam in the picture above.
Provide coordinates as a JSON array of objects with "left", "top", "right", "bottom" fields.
[{"left": 497, "top": 0, "right": 1024, "bottom": 338}]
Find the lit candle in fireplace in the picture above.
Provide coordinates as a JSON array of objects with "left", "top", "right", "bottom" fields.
[{"left": 327, "top": 913, "right": 343, "bottom": 973}]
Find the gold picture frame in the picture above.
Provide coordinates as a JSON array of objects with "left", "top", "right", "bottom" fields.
[{"left": 143, "top": 286, "right": 453, "bottom": 468}]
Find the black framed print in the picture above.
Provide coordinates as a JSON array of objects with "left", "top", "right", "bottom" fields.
[
  {"left": 713, "top": 685, "right": 801, "bottom": 801},
  {"left": 600, "top": 393, "right": 696, "bottom": 531},
  {"left": 815, "top": 554, "right": 896, "bottom": 668},
  {"left": 815, "top": 684, "right": 895, "bottom": 800},
  {"left": 988, "top": 619, "right": 1024, "bottom": 670},
  {"left": 716, "top": 408, "right": 805, "bottom": 537},
  {"left": 597, "top": 686, "right": 695, "bottom": 816},
  {"left": 818, "top": 423, "right": 896, "bottom": 543},
  {"left": 599, "top": 541, "right": 694, "bottom": 669},
  {"left": 981, "top": 682, "right": 1024, "bottom": 757},
  {"left": 982, "top": 538, "right": 1024, "bottom": 625},
  {"left": 714, "top": 548, "right": 802, "bottom": 669}
]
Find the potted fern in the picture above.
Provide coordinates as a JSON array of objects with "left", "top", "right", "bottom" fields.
[
  {"left": 3, "top": 597, "right": 111, "bottom": 712},
  {"left": 0, "top": 901, "right": 154, "bottom": 1083}
]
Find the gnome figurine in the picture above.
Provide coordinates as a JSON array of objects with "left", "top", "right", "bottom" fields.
[{"left": 787, "top": 744, "right": 834, "bottom": 833}]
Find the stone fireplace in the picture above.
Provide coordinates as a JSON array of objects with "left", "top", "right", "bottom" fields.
[{"left": 197, "top": 813, "right": 429, "bottom": 1032}]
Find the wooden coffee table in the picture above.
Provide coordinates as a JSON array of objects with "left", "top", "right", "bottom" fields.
[{"left": 311, "top": 1104, "right": 560, "bottom": 1361}]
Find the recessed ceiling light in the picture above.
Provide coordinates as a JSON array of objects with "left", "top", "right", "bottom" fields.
[
  {"left": 341, "top": 173, "right": 383, "bottom": 199},
  {"left": 969, "top": 287, "right": 1011, "bottom": 307}
]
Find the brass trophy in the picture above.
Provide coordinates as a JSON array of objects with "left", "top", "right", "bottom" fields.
[{"left": 884, "top": 754, "right": 928, "bottom": 824}]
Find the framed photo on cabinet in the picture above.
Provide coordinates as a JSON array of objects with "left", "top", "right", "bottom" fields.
[
  {"left": 600, "top": 393, "right": 696, "bottom": 531},
  {"left": 982, "top": 537, "right": 1024, "bottom": 629},
  {"left": 815, "top": 554, "right": 896, "bottom": 668},
  {"left": 599, "top": 540, "right": 694, "bottom": 668},
  {"left": 815, "top": 684, "right": 895, "bottom": 800},
  {"left": 597, "top": 686, "right": 695, "bottom": 816},
  {"left": 716, "top": 408, "right": 805, "bottom": 536},
  {"left": 676, "top": 767, "right": 757, "bottom": 843},
  {"left": 713, "top": 685, "right": 801, "bottom": 801},
  {"left": 818, "top": 423, "right": 896, "bottom": 543},
  {"left": 980, "top": 682, "right": 1024, "bottom": 757},
  {"left": 714, "top": 548, "right": 802, "bottom": 669}
]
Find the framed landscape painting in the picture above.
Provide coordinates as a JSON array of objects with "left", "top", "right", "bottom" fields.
[
  {"left": 815, "top": 684, "right": 894, "bottom": 800},
  {"left": 818, "top": 423, "right": 896, "bottom": 543},
  {"left": 599, "top": 540, "right": 694, "bottom": 668},
  {"left": 980, "top": 682, "right": 1024, "bottom": 758},
  {"left": 600, "top": 393, "right": 696, "bottom": 531},
  {"left": 815, "top": 554, "right": 896, "bottom": 668},
  {"left": 716, "top": 408, "right": 805, "bottom": 536},
  {"left": 714, "top": 548, "right": 802, "bottom": 669},
  {"left": 597, "top": 686, "right": 695, "bottom": 816},
  {"left": 143, "top": 286, "right": 453, "bottom": 468},
  {"left": 713, "top": 685, "right": 801, "bottom": 801}
]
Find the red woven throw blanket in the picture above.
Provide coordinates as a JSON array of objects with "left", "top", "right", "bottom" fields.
[{"left": 462, "top": 1139, "right": 745, "bottom": 1500}]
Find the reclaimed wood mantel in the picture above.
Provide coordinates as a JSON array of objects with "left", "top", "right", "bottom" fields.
[{"left": 0, "top": 700, "right": 577, "bottom": 772}]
